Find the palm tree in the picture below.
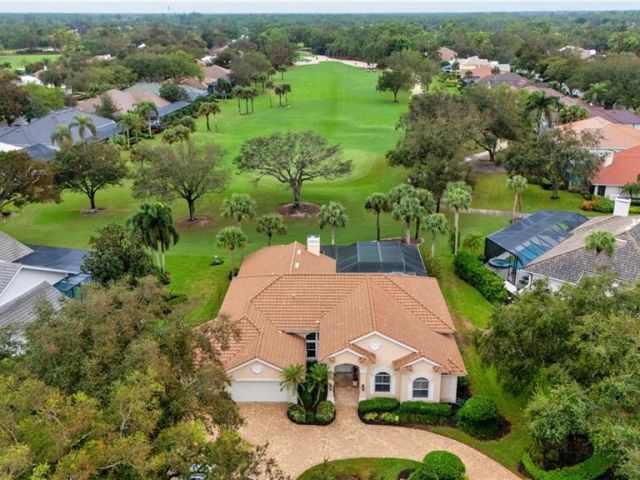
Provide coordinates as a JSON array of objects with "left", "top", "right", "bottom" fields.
[
  {"left": 388, "top": 183, "right": 416, "bottom": 206},
  {"left": 221, "top": 193, "right": 257, "bottom": 228},
  {"left": 134, "top": 100, "right": 159, "bottom": 137},
  {"left": 507, "top": 175, "right": 528, "bottom": 223},
  {"left": 50, "top": 124, "right": 73, "bottom": 148},
  {"left": 585, "top": 230, "right": 616, "bottom": 267},
  {"left": 119, "top": 112, "right": 143, "bottom": 149},
  {"left": 198, "top": 101, "right": 221, "bottom": 132},
  {"left": 423, "top": 213, "right": 449, "bottom": 258},
  {"left": 461, "top": 231, "right": 484, "bottom": 256},
  {"left": 161, "top": 125, "right": 190, "bottom": 144},
  {"left": 525, "top": 91, "right": 562, "bottom": 130},
  {"left": 127, "top": 202, "right": 179, "bottom": 274},
  {"left": 584, "top": 82, "right": 608, "bottom": 106},
  {"left": 232, "top": 85, "right": 245, "bottom": 114},
  {"left": 621, "top": 180, "right": 640, "bottom": 198},
  {"left": 265, "top": 79, "right": 275, "bottom": 108},
  {"left": 277, "top": 64, "right": 287, "bottom": 80},
  {"left": 364, "top": 192, "right": 391, "bottom": 241},
  {"left": 442, "top": 181, "right": 472, "bottom": 255},
  {"left": 392, "top": 195, "right": 423, "bottom": 245},
  {"left": 280, "top": 364, "right": 306, "bottom": 406},
  {"left": 255, "top": 214, "right": 287, "bottom": 246},
  {"left": 414, "top": 188, "right": 436, "bottom": 240},
  {"left": 274, "top": 84, "right": 292, "bottom": 107},
  {"left": 70, "top": 115, "right": 97, "bottom": 141},
  {"left": 319, "top": 202, "right": 348, "bottom": 245},
  {"left": 307, "top": 363, "right": 332, "bottom": 410},
  {"left": 247, "top": 86, "right": 259, "bottom": 113},
  {"left": 216, "top": 226, "right": 247, "bottom": 278}
]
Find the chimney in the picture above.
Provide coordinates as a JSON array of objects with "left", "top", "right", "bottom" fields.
[
  {"left": 614, "top": 196, "right": 631, "bottom": 217},
  {"left": 307, "top": 235, "right": 320, "bottom": 256}
]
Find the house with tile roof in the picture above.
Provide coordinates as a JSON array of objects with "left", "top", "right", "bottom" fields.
[
  {"left": 561, "top": 116, "right": 640, "bottom": 158},
  {"left": 205, "top": 239, "right": 466, "bottom": 404},
  {"left": 437, "top": 46, "right": 457, "bottom": 62},
  {"left": 592, "top": 145, "right": 640, "bottom": 199}
]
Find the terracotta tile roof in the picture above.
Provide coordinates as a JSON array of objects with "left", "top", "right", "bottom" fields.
[
  {"left": 562, "top": 116, "right": 640, "bottom": 151},
  {"left": 76, "top": 89, "right": 169, "bottom": 116},
  {"left": 438, "top": 47, "right": 457, "bottom": 62},
  {"left": 593, "top": 145, "right": 640, "bottom": 186},
  {"left": 393, "top": 350, "right": 466, "bottom": 375},
  {"left": 469, "top": 65, "right": 493, "bottom": 79},
  {"left": 206, "top": 243, "right": 465, "bottom": 375}
]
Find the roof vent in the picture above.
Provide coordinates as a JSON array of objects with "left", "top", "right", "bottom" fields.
[{"left": 307, "top": 235, "right": 320, "bottom": 256}]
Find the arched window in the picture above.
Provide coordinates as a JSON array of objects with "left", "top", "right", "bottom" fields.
[
  {"left": 374, "top": 372, "right": 391, "bottom": 392},
  {"left": 412, "top": 377, "right": 430, "bottom": 398}
]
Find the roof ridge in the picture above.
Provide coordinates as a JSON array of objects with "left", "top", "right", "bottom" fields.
[{"left": 365, "top": 278, "right": 376, "bottom": 331}]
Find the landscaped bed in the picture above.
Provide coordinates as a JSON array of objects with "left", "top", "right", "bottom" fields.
[{"left": 298, "top": 458, "right": 422, "bottom": 480}]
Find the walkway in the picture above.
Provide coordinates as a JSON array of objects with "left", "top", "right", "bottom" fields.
[{"left": 238, "top": 388, "right": 520, "bottom": 480}]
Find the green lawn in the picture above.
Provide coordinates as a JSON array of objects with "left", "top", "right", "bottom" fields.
[
  {"left": 298, "top": 458, "right": 421, "bottom": 480},
  {"left": 0, "top": 53, "right": 61, "bottom": 69}
]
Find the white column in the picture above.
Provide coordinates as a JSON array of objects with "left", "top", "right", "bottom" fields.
[
  {"left": 327, "top": 364, "right": 335, "bottom": 402},
  {"left": 359, "top": 366, "right": 368, "bottom": 401}
]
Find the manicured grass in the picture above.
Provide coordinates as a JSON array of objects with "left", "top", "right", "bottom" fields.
[
  {"left": 298, "top": 458, "right": 421, "bottom": 480},
  {"left": 0, "top": 53, "right": 61, "bottom": 68}
]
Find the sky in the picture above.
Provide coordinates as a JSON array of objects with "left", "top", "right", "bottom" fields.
[{"left": 3, "top": 0, "right": 640, "bottom": 13}]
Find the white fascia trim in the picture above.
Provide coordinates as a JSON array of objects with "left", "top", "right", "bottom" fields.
[
  {"left": 405, "top": 357, "right": 441, "bottom": 368},
  {"left": 227, "top": 358, "right": 283, "bottom": 374},
  {"left": 19, "top": 264, "right": 75, "bottom": 275},
  {"left": 232, "top": 378, "right": 282, "bottom": 383},
  {"left": 351, "top": 331, "right": 418, "bottom": 353},
  {"left": 329, "top": 347, "right": 367, "bottom": 359}
]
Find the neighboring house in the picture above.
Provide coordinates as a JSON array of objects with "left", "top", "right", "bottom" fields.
[
  {"left": 559, "top": 45, "right": 596, "bottom": 59},
  {"left": 0, "top": 231, "right": 90, "bottom": 332},
  {"left": 561, "top": 116, "right": 640, "bottom": 158},
  {"left": 182, "top": 65, "right": 231, "bottom": 94},
  {"left": 437, "top": 46, "right": 457, "bottom": 62},
  {"left": 476, "top": 72, "right": 533, "bottom": 89},
  {"left": 523, "top": 213, "right": 640, "bottom": 290},
  {"left": 18, "top": 75, "right": 42, "bottom": 86},
  {"left": 591, "top": 145, "right": 640, "bottom": 199},
  {"left": 586, "top": 107, "right": 640, "bottom": 129},
  {"left": 126, "top": 82, "right": 207, "bottom": 102},
  {"left": 0, "top": 142, "right": 21, "bottom": 152},
  {"left": 76, "top": 89, "right": 170, "bottom": 117},
  {"left": 321, "top": 241, "right": 427, "bottom": 276},
  {"left": 206, "top": 239, "right": 466, "bottom": 404},
  {"left": 458, "top": 56, "right": 508, "bottom": 77},
  {"left": 0, "top": 108, "right": 119, "bottom": 150}
]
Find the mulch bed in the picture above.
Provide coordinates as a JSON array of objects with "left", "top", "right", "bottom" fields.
[
  {"left": 277, "top": 202, "right": 320, "bottom": 218},
  {"left": 177, "top": 215, "right": 211, "bottom": 228},
  {"left": 81, "top": 207, "right": 105, "bottom": 216}
]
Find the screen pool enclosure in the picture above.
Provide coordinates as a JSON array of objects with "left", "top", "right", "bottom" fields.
[{"left": 484, "top": 211, "right": 588, "bottom": 283}]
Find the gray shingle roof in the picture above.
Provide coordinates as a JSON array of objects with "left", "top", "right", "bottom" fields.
[
  {"left": 0, "top": 282, "right": 62, "bottom": 330},
  {"left": 0, "top": 231, "right": 33, "bottom": 262},
  {"left": 157, "top": 101, "right": 192, "bottom": 118},
  {"left": 524, "top": 216, "right": 640, "bottom": 284},
  {"left": 0, "top": 262, "right": 21, "bottom": 296},
  {"left": 0, "top": 108, "right": 120, "bottom": 149}
]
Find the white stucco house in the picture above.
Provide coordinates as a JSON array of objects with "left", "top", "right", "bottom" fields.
[{"left": 205, "top": 238, "right": 466, "bottom": 404}]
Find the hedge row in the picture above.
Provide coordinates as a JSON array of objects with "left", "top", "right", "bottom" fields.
[
  {"left": 454, "top": 252, "right": 508, "bottom": 304},
  {"left": 521, "top": 452, "right": 613, "bottom": 480},
  {"left": 288, "top": 401, "right": 335, "bottom": 425},
  {"left": 357, "top": 397, "right": 400, "bottom": 415},
  {"left": 359, "top": 398, "right": 451, "bottom": 426}
]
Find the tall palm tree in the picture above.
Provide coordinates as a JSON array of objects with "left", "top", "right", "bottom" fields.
[
  {"left": 442, "top": 181, "right": 472, "bottom": 255},
  {"left": 525, "top": 91, "right": 562, "bottom": 130},
  {"left": 161, "top": 125, "right": 190, "bottom": 144},
  {"left": 50, "top": 124, "right": 73, "bottom": 148},
  {"left": 221, "top": 193, "right": 257, "bottom": 228},
  {"left": 198, "top": 101, "right": 221, "bottom": 132},
  {"left": 507, "top": 175, "right": 528, "bottom": 223},
  {"left": 423, "top": 213, "right": 449, "bottom": 258},
  {"left": 70, "top": 115, "right": 97, "bottom": 141},
  {"left": 265, "top": 79, "right": 275, "bottom": 108},
  {"left": 307, "top": 362, "right": 332, "bottom": 410},
  {"left": 584, "top": 82, "right": 608, "bottom": 106},
  {"left": 247, "top": 86, "right": 259, "bottom": 113},
  {"left": 280, "top": 364, "right": 306, "bottom": 406},
  {"left": 392, "top": 195, "right": 423, "bottom": 245},
  {"left": 414, "top": 188, "right": 436, "bottom": 240},
  {"left": 318, "top": 202, "right": 348, "bottom": 245},
  {"left": 461, "top": 231, "right": 484, "bottom": 256},
  {"left": 364, "top": 192, "right": 391, "bottom": 241},
  {"left": 127, "top": 202, "right": 179, "bottom": 273},
  {"left": 388, "top": 183, "right": 416, "bottom": 206},
  {"left": 274, "top": 84, "right": 291, "bottom": 107},
  {"left": 232, "top": 85, "right": 245, "bottom": 114},
  {"left": 134, "top": 100, "right": 159, "bottom": 137},
  {"left": 216, "top": 226, "right": 247, "bottom": 278},
  {"left": 255, "top": 214, "right": 287, "bottom": 246},
  {"left": 585, "top": 230, "right": 616, "bottom": 267},
  {"left": 118, "top": 112, "right": 143, "bottom": 149}
]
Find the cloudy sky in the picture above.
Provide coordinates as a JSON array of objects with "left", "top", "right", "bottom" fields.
[{"left": 4, "top": 0, "right": 640, "bottom": 13}]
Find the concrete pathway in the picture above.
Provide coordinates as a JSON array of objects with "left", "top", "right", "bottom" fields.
[{"left": 239, "top": 387, "right": 520, "bottom": 480}]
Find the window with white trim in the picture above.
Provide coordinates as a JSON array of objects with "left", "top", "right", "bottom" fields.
[
  {"left": 412, "top": 377, "right": 430, "bottom": 398},
  {"left": 374, "top": 372, "right": 391, "bottom": 392},
  {"left": 305, "top": 332, "right": 318, "bottom": 360}
]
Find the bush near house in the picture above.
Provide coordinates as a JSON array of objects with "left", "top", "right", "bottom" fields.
[
  {"left": 455, "top": 396, "right": 502, "bottom": 439},
  {"left": 288, "top": 401, "right": 336, "bottom": 425},
  {"left": 592, "top": 196, "right": 614, "bottom": 213},
  {"left": 358, "top": 397, "right": 400, "bottom": 415},
  {"left": 409, "top": 451, "right": 466, "bottom": 480},
  {"left": 454, "top": 252, "right": 508, "bottom": 304},
  {"left": 315, "top": 400, "right": 336, "bottom": 424},
  {"left": 521, "top": 451, "right": 613, "bottom": 480},
  {"left": 397, "top": 401, "right": 452, "bottom": 425}
]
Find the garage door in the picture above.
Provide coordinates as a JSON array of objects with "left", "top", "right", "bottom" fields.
[{"left": 230, "top": 381, "right": 291, "bottom": 403}]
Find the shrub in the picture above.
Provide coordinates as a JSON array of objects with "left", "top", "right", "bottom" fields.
[
  {"left": 379, "top": 412, "right": 400, "bottom": 424},
  {"left": 455, "top": 396, "right": 501, "bottom": 438},
  {"left": 287, "top": 403, "right": 307, "bottom": 424},
  {"left": 409, "top": 451, "right": 466, "bottom": 480},
  {"left": 362, "top": 412, "right": 378, "bottom": 422},
  {"left": 454, "top": 252, "right": 508, "bottom": 304},
  {"left": 315, "top": 401, "right": 335, "bottom": 425},
  {"left": 358, "top": 397, "right": 400, "bottom": 415},
  {"left": 521, "top": 451, "right": 612, "bottom": 480},
  {"left": 398, "top": 402, "right": 451, "bottom": 425},
  {"left": 580, "top": 200, "right": 594, "bottom": 211},
  {"left": 593, "top": 196, "right": 614, "bottom": 213},
  {"left": 630, "top": 205, "right": 640, "bottom": 215}
]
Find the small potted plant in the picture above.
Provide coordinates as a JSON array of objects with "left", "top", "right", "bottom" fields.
[{"left": 351, "top": 366, "right": 359, "bottom": 387}]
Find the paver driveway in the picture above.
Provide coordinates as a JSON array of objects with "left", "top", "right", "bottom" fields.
[{"left": 239, "top": 387, "right": 520, "bottom": 479}]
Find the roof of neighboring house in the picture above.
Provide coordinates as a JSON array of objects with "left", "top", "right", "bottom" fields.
[
  {"left": 208, "top": 242, "right": 465, "bottom": 375},
  {"left": 0, "top": 281, "right": 62, "bottom": 329},
  {"left": 182, "top": 65, "right": 231, "bottom": 90},
  {"left": 19, "top": 245, "right": 87, "bottom": 274},
  {"left": 593, "top": 145, "right": 640, "bottom": 186},
  {"left": 468, "top": 65, "right": 494, "bottom": 79},
  {"left": 0, "top": 108, "right": 119, "bottom": 148},
  {"left": 562, "top": 116, "right": 640, "bottom": 151},
  {"left": 476, "top": 72, "right": 533, "bottom": 88},
  {"left": 0, "top": 262, "right": 21, "bottom": 296},
  {"left": 321, "top": 241, "right": 427, "bottom": 276},
  {"left": 525, "top": 215, "right": 640, "bottom": 284},
  {"left": 438, "top": 46, "right": 457, "bottom": 62},
  {"left": 23, "top": 143, "right": 57, "bottom": 162},
  {"left": 0, "top": 231, "right": 33, "bottom": 263},
  {"left": 76, "top": 89, "right": 169, "bottom": 116},
  {"left": 0, "top": 142, "right": 21, "bottom": 152},
  {"left": 458, "top": 56, "right": 491, "bottom": 67},
  {"left": 586, "top": 106, "right": 640, "bottom": 126},
  {"left": 157, "top": 101, "right": 192, "bottom": 118},
  {"left": 125, "top": 82, "right": 207, "bottom": 102}
]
